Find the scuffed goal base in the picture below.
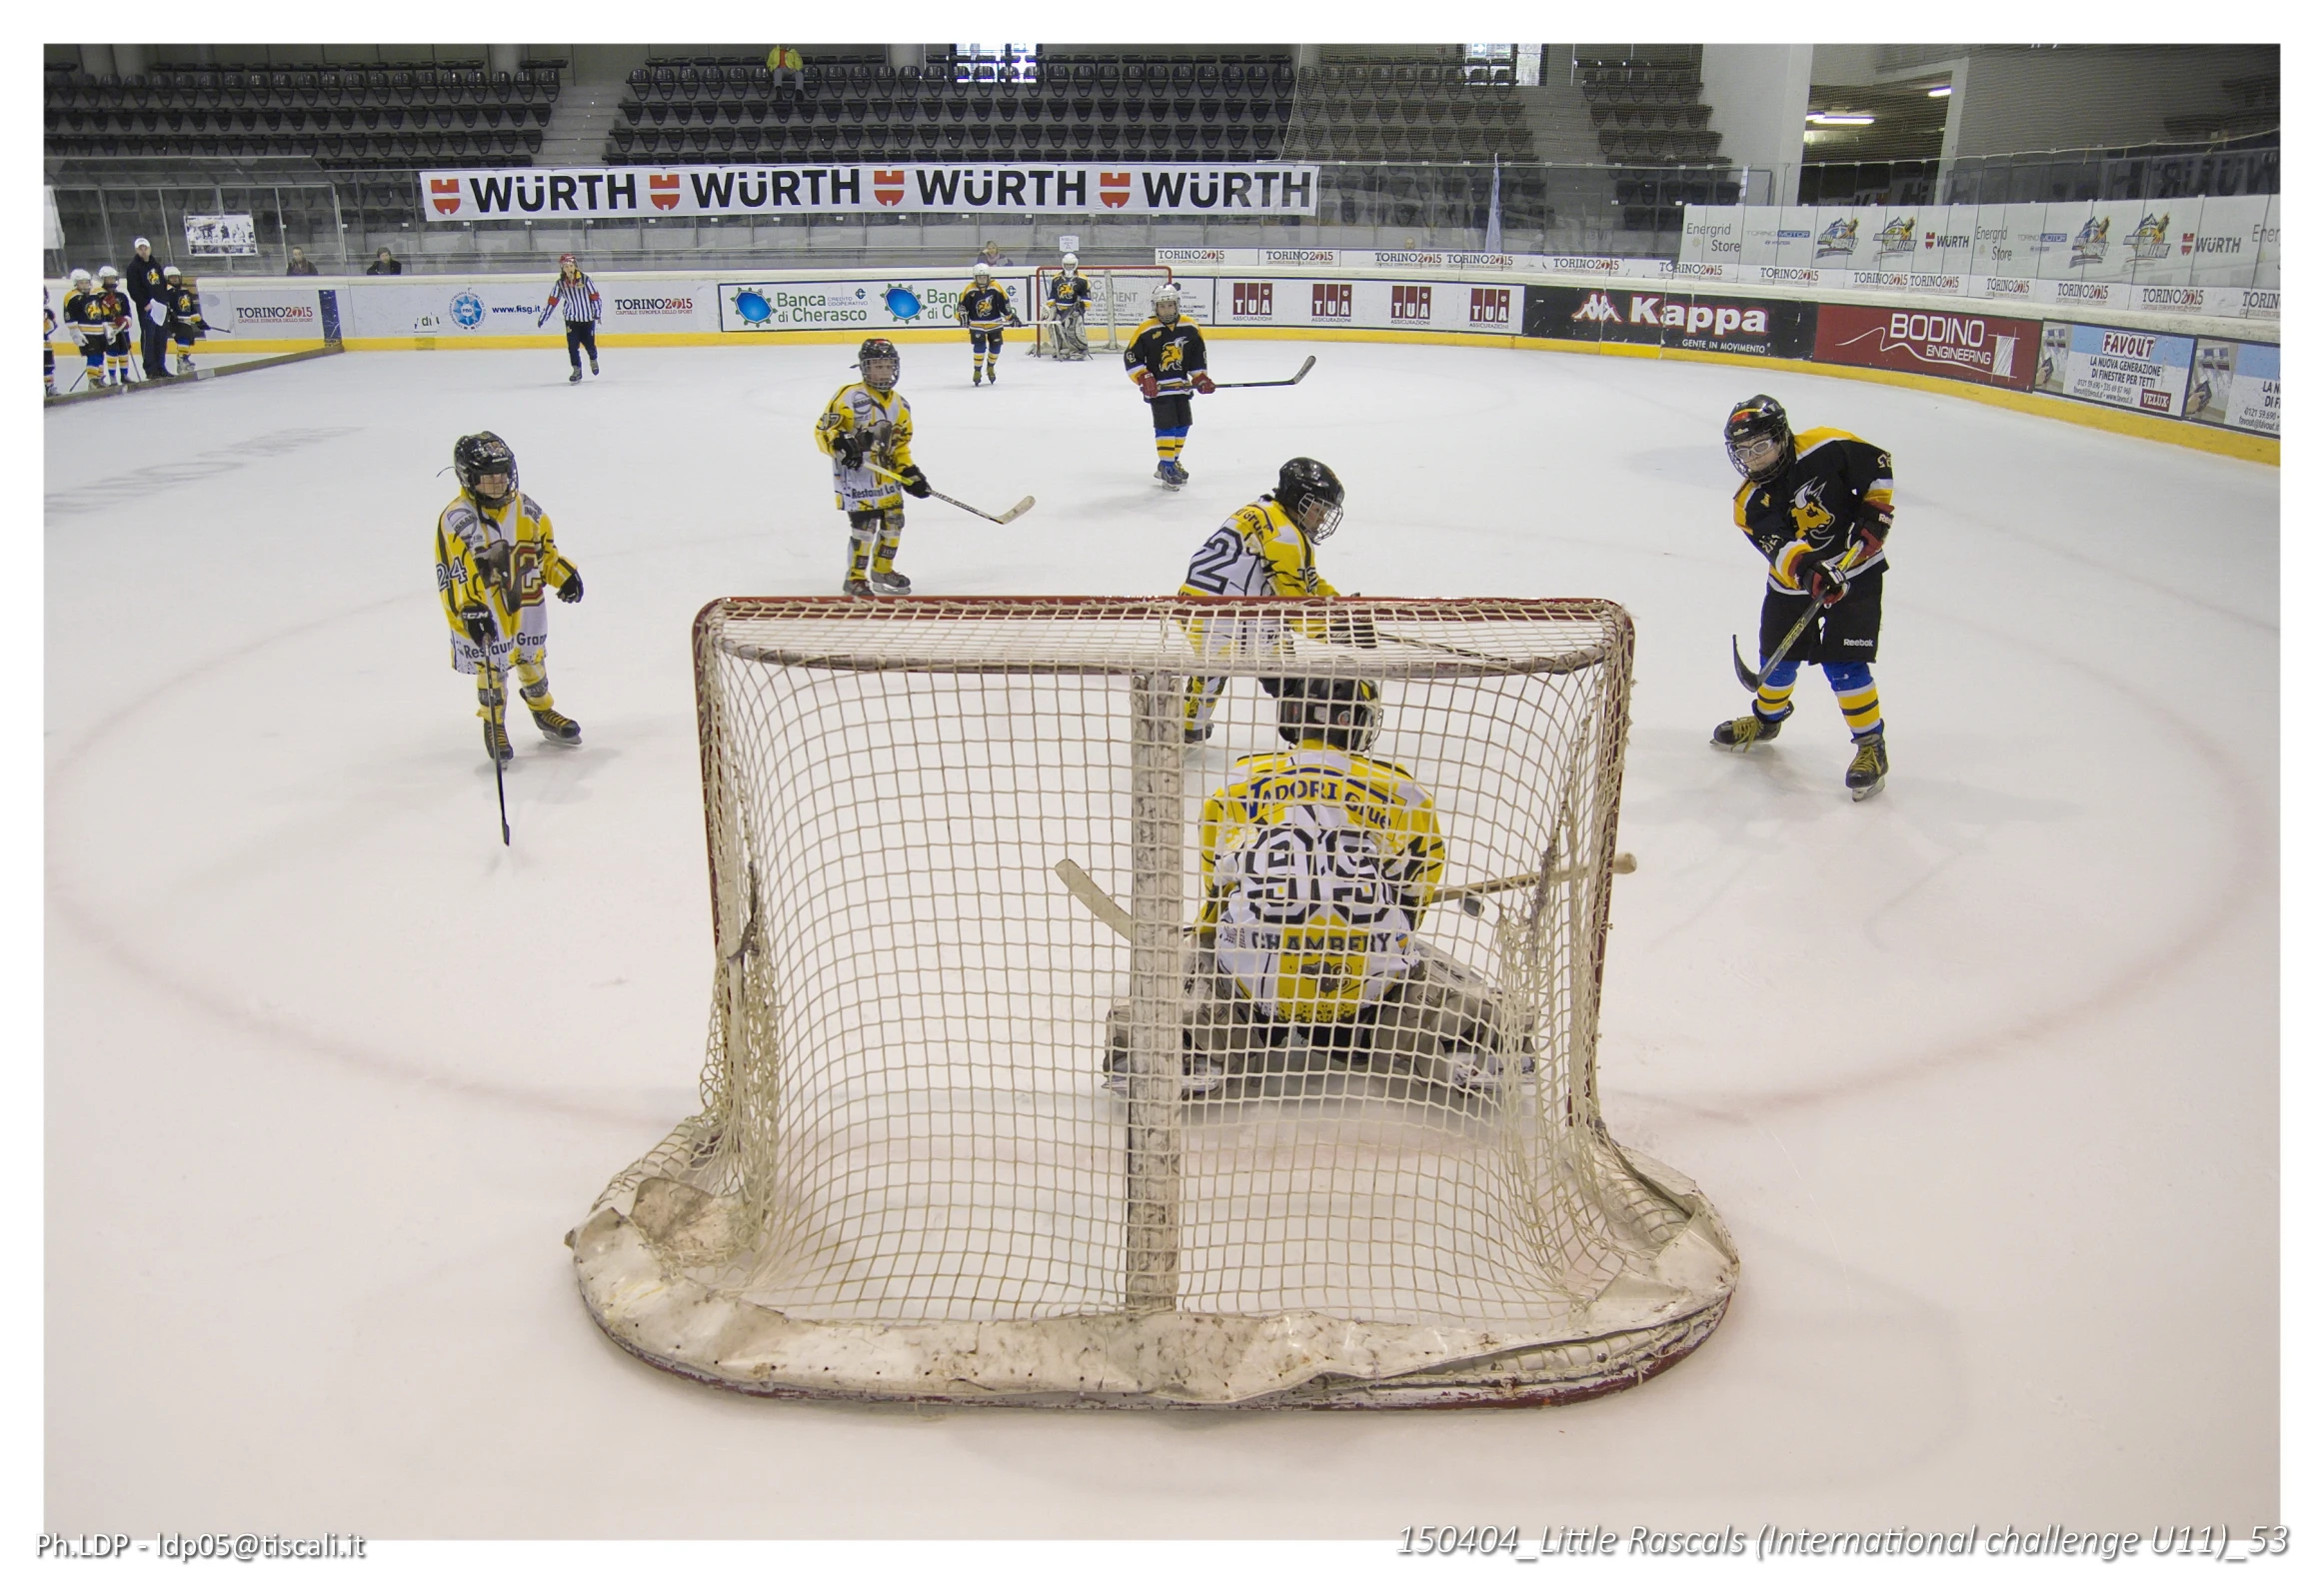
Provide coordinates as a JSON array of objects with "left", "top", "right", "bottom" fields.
[{"left": 570, "top": 1149, "right": 1737, "bottom": 1410}]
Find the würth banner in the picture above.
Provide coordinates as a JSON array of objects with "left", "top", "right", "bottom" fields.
[{"left": 420, "top": 164, "right": 1322, "bottom": 220}]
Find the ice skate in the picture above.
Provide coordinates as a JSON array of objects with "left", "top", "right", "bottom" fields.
[
  {"left": 530, "top": 707, "right": 582, "bottom": 745},
  {"left": 1156, "top": 461, "right": 1188, "bottom": 490},
  {"left": 1846, "top": 735, "right": 1889, "bottom": 800},
  {"left": 589, "top": 358, "right": 600, "bottom": 375},
  {"left": 868, "top": 569, "right": 913, "bottom": 596},
  {"left": 568, "top": 368, "right": 582, "bottom": 384},
  {"left": 1710, "top": 713, "right": 1782, "bottom": 750},
  {"left": 972, "top": 370, "right": 983, "bottom": 387},
  {"left": 1104, "top": 1045, "right": 1224, "bottom": 1099},
  {"left": 842, "top": 576, "right": 874, "bottom": 597},
  {"left": 482, "top": 718, "right": 514, "bottom": 763}
]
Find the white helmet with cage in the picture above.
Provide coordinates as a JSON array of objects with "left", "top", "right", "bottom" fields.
[{"left": 1151, "top": 282, "right": 1181, "bottom": 323}]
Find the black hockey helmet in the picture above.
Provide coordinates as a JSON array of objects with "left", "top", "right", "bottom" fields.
[
  {"left": 857, "top": 336, "right": 901, "bottom": 392},
  {"left": 1274, "top": 457, "right": 1345, "bottom": 541},
  {"left": 452, "top": 431, "right": 518, "bottom": 507},
  {"left": 1724, "top": 395, "right": 1792, "bottom": 480},
  {"left": 1274, "top": 676, "right": 1379, "bottom": 754}
]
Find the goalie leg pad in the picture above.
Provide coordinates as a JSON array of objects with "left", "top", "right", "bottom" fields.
[{"left": 1362, "top": 944, "right": 1520, "bottom": 1092}]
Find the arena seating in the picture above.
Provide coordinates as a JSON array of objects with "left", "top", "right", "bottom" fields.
[
  {"left": 1573, "top": 52, "right": 1724, "bottom": 164},
  {"left": 41, "top": 58, "right": 562, "bottom": 169}
]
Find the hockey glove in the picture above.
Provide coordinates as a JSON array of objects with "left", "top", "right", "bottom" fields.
[
  {"left": 899, "top": 466, "right": 933, "bottom": 500},
  {"left": 1136, "top": 370, "right": 1160, "bottom": 399},
  {"left": 1809, "top": 567, "right": 1850, "bottom": 607},
  {"left": 1326, "top": 607, "right": 1379, "bottom": 648},
  {"left": 557, "top": 569, "right": 584, "bottom": 604},
  {"left": 1191, "top": 371, "right": 1216, "bottom": 394},
  {"left": 459, "top": 606, "right": 498, "bottom": 648},
  {"left": 831, "top": 429, "right": 869, "bottom": 470}
]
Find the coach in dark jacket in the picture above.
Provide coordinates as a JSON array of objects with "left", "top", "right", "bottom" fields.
[{"left": 126, "top": 237, "right": 170, "bottom": 378}]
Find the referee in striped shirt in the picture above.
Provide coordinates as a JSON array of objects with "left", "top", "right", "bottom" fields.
[{"left": 539, "top": 254, "right": 602, "bottom": 383}]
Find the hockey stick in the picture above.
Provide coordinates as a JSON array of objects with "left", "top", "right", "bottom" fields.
[
  {"left": 1731, "top": 599, "right": 1820, "bottom": 692},
  {"left": 1448, "top": 852, "right": 1635, "bottom": 916},
  {"left": 1208, "top": 355, "right": 1315, "bottom": 390},
  {"left": 1054, "top": 858, "right": 1138, "bottom": 941},
  {"left": 866, "top": 461, "right": 1036, "bottom": 526},
  {"left": 482, "top": 645, "right": 512, "bottom": 846}
]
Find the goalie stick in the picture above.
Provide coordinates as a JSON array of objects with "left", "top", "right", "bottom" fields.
[
  {"left": 1208, "top": 355, "right": 1316, "bottom": 390},
  {"left": 865, "top": 461, "right": 1036, "bottom": 526},
  {"left": 1056, "top": 853, "right": 1635, "bottom": 932}
]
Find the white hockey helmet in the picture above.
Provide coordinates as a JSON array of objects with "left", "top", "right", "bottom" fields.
[
  {"left": 70, "top": 268, "right": 91, "bottom": 285},
  {"left": 98, "top": 264, "right": 120, "bottom": 283},
  {"left": 1061, "top": 252, "right": 1079, "bottom": 268},
  {"left": 163, "top": 265, "right": 182, "bottom": 280},
  {"left": 1151, "top": 281, "right": 1181, "bottom": 322},
  {"left": 973, "top": 263, "right": 992, "bottom": 284}
]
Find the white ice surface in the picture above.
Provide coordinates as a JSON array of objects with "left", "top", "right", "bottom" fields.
[{"left": 43, "top": 337, "right": 2278, "bottom": 1537}]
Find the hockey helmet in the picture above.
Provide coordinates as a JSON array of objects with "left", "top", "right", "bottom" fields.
[
  {"left": 162, "top": 265, "right": 182, "bottom": 280},
  {"left": 1274, "top": 676, "right": 1379, "bottom": 755},
  {"left": 973, "top": 264, "right": 992, "bottom": 284},
  {"left": 1274, "top": 456, "right": 1345, "bottom": 541},
  {"left": 70, "top": 268, "right": 91, "bottom": 285},
  {"left": 1724, "top": 394, "right": 1792, "bottom": 480},
  {"left": 1151, "top": 282, "right": 1181, "bottom": 322},
  {"left": 857, "top": 336, "right": 901, "bottom": 392},
  {"left": 452, "top": 431, "right": 519, "bottom": 507},
  {"left": 98, "top": 264, "right": 120, "bottom": 283},
  {"left": 1061, "top": 252, "right": 1079, "bottom": 269}
]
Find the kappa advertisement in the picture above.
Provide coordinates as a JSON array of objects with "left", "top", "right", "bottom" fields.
[
  {"left": 2184, "top": 339, "right": 2280, "bottom": 436},
  {"left": 2032, "top": 323, "right": 2195, "bottom": 415},
  {"left": 1813, "top": 305, "right": 2039, "bottom": 391},
  {"left": 1523, "top": 284, "right": 1817, "bottom": 358},
  {"left": 421, "top": 163, "right": 1321, "bottom": 220}
]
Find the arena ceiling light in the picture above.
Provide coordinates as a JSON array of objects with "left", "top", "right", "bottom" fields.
[
  {"left": 1806, "top": 112, "right": 1877, "bottom": 125},
  {"left": 1928, "top": 84, "right": 1953, "bottom": 97}
]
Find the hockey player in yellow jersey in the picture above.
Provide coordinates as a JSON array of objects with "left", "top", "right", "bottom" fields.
[
  {"left": 955, "top": 265, "right": 1021, "bottom": 386},
  {"left": 814, "top": 337, "right": 932, "bottom": 595},
  {"left": 1178, "top": 457, "right": 1371, "bottom": 743},
  {"left": 434, "top": 432, "right": 586, "bottom": 762},
  {"left": 1104, "top": 678, "right": 1514, "bottom": 1097}
]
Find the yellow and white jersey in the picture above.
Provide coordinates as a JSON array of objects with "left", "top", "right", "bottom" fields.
[
  {"left": 434, "top": 490, "right": 575, "bottom": 671},
  {"left": 814, "top": 381, "right": 917, "bottom": 512},
  {"left": 1199, "top": 747, "right": 1446, "bottom": 1024},
  {"left": 1179, "top": 494, "right": 1341, "bottom": 659}
]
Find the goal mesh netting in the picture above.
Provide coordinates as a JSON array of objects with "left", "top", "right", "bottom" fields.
[
  {"left": 1030, "top": 265, "right": 1172, "bottom": 356},
  {"left": 572, "top": 596, "right": 1736, "bottom": 1407}
]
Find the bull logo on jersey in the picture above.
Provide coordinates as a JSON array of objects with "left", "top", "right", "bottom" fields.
[
  {"left": 1160, "top": 343, "right": 1184, "bottom": 372},
  {"left": 1789, "top": 478, "right": 1836, "bottom": 538}
]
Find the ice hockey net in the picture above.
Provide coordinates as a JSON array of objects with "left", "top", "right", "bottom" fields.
[
  {"left": 1029, "top": 264, "right": 1173, "bottom": 357},
  {"left": 572, "top": 596, "right": 1736, "bottom": 1407}
]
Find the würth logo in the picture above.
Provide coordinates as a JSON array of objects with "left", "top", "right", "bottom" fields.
[
  {"left": 1098, "top": 172, "right": 1133, "bottom": 210},
  {"left": 1232, "top": 282, "right": 1273, "bottom": 317},
  {"left": 872, "top": 170, "right": 906, "bottom": 207},
  {"left": 1391, "top": 284, "right": 1432, "bottom": 321},
  {"left": 648, "top": 173, "right": 682, "bottom": 212},
  {"left": 429, "top": 177, "right": 463, "bottom": 217},
  {"left": 1310, "top": 283, "right": 1352, "bottom": 319},
  {"left": 1468, "top": 287, "right": 1511, "bottom": 325}
]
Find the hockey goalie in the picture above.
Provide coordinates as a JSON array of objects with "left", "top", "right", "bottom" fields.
[{"left": 1106, "top": 677, "right": 1518, "bottom": 1098}]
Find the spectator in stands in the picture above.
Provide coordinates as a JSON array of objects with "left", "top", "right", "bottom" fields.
[
  {"left": 979, "top": 240, "right": 1014, "bottom": 269},
  {"left": 125, "top": 237, "right": 169, "bottom": 380},
  {"left": 285, "top": 247, "right": 319, "bottom": 277},
  {"left": 767, "top": 45, "right": 803, "bottom": 88},
  {"left": 367, "top": 247, "right": 403, "bottom": 276}
]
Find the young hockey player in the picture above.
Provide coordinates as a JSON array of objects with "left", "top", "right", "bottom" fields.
[
  {"left": 1104, "top": 678, "right": 1512, "bottom": 1097},
  {"left": 537, "top": 253, "right": 602, "bottom": 384},
  {"left": 160, "top": 268, "right": 208, "bottom": 374},
  {"left": 1715, "top": 394, "right": 1893, "bottom": 799},
  {"left": 1177, "top": 457, "right": 1357, "bottom": 742},
  {"left": 1047, "top": 254, "right": 1093, "bottom": 359},
  {"left": 955, "top": 264, "right": 1020, "bottom": 386},
  {"left": 433, "top": 432, "right": 586, "bottom": 763},
  {"left": 43, "top": 294, "right": 57, "bottom": 396},
  {"left": 95, "top": 265, "right": 133, "bottom": 387},
  {"left": 813, "top": 337, "right": 932, "bottom": 596},
  {"left": 62, "top": 269, "right": 107, "bottom": 389},
  {"left": 1124, "top": 282, "right": 1211, "bottom": 487}
]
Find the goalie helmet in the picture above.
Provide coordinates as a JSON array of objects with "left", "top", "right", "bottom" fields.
[
  {"left": 1061, "top": 252, "right": 1079, "bottom": 269},
  {"left": 1724, "top": 394, "right": 1792, "bottom": 481},
  {"left": 1274, "top": 676, "right": 1379, "bottom": 755},
  {"left": 1151, "top": 282, "right": 1181, "bottom": 323},
  {"left": 1274, "top": 456, "right": 1345, "bottom": 541},
  {"left": 856, "top": 337, "right": 901, "bottom": 392},
  {"left": 452, "top": 431, "right": 519, "bottom": 507}
]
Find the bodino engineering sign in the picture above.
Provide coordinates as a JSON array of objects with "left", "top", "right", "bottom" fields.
[{"left": 421, "top": 164, "right": 1320, "bottom": 219}]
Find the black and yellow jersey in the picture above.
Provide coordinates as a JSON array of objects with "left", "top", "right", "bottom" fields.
[
  {"left": 956, "top": 284, "right": 1018, "bottom": 330},
  {"left": 163, "top": 284, "right": 207, "bottom": 335},
  {"left": 1048, "top": 271, "right": 1093, "bottom": 310},
  {"left": 1732, "top": 427, "right": 1893, "bottom": 594},
  {"left": 62, "top": 288, "right": 104, "bottom": 335},
  {"left": 1198, "top": 746, "right": 1446, "bottom": 1023},
  {"left": 1124, "top": 316, "right": 1206, "bottom": 398}
]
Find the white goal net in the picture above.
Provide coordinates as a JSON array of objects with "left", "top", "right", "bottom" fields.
[
  {"left": 572, "top": 596, "right": 1736, "bottom": 1407},
  {"left": 1029, "top": 264, "right": 1173, "bottom": 357}
]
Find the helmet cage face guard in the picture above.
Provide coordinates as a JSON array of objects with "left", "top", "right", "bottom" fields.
[
  {"left": 1152, "top": 285, "right": 1180, "bottom": 322},
  {"left": 456, "top": 435, "right": 519, "bottom": 508},
  {"left": 1724, "top": 398, "right": 1791, "bottom": 480},
  {"left": 1297, "top": 495, "right": 1345, "bottom": 541},
  {"left": 1277, "top": 682, "right": 1378, "bottom": 755}
]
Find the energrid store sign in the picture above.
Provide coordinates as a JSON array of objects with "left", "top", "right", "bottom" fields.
[{"left": 421, "top": 164, "right": 1322, "bottom": 219}]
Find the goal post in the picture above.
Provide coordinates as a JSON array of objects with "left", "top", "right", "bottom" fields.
[
  {"left": 572, "top": 596, "right": 1737, "bottom": 1408},
  {"left": 1029, "top": 264, "right": 1173, "bottom": 357}
]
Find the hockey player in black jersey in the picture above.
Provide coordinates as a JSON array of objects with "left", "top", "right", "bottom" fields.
[
  {"left": 955, "top": 265, "right": 1021, "bottom": 386},
  {"left": 1715, "top": 395, "right": 1892, "bottom": 799},
  {"left": 1123, "top": 283, "right": 1210, "bottom": 488}
]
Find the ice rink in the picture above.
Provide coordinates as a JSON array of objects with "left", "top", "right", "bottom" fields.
[{"left": 43, "top": 332, "right": 2279, "bottom": 1540}]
